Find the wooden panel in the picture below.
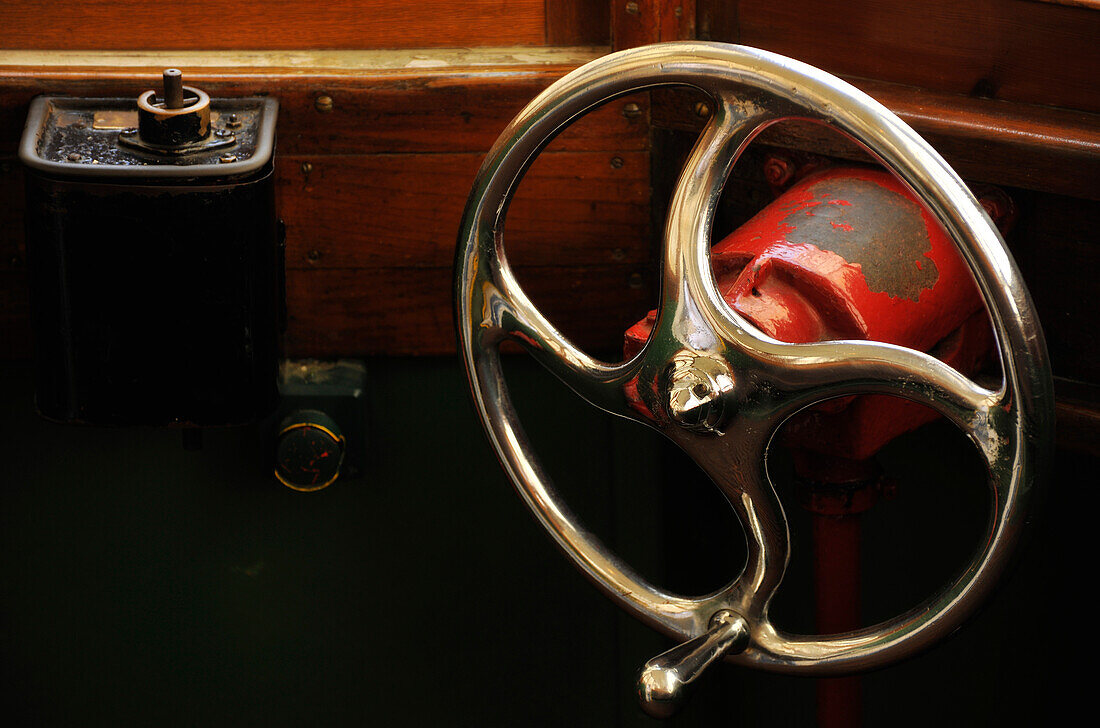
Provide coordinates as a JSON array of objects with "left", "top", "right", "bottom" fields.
[
  {"left": 613, "top": 0, "right": 696, "bottom": 50},
  {"left": 697, "top": 0, "right": 740, "bottom": 42},
  {"left": 0, "top": 149, "right": 651, "bottom": 270},
  {"left": 0, "top": 68, "right": 649, "bottom": 158},
  {"left": 650, "top": 81, "right": 1100, "bottom": 199},
  {"left": 0, "top": 1, "right": 545, "bottom": 50},
  {"left": 546, "top": 0, "right": 611, "bottom": 45},
  {"left": 710, "top": 0, "right": 1100, "bottom": 115},
  {"left": 284, "top": 265, "right": 656, "bottom": 357},
  {"left": 278, "top": 151, "right": 650, "bottom": 270}
]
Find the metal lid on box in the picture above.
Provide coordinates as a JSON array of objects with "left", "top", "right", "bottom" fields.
[{"left": 20, "top": 69, "right": 277, "bottom": 179}]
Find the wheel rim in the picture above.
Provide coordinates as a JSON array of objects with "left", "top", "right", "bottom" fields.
[{"left": 454, "top": 41, "right": 1053, "bottom": 674}]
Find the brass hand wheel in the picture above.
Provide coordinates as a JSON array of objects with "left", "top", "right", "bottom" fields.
[{"left": 454, "top": 42, "right": 1052, "bottom": 717}]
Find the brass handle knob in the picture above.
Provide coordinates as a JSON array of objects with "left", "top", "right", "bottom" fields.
[{"left": 637, "top": 610, "right": 750, "bottom": 718}]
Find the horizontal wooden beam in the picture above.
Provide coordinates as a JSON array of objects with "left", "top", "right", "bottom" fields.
[
  {"left": 285, "top": 265, "right": 655, "bottom": 358},
  {"left": 651, "top": 81, "right": 1100, "bottom": 200},
  {"left": 700, "top": 0, "right": 1100, "bottom": 115},
  {"left": 277, "top": 151, "right": 650, "bottom": 271},
  {"left": 0, "top": 2, "right": 547, "bottom": 50},
  {"left": 0, "top": 54, "right": 647, "bottom": 159},
  {"left": 0, "top": 48, "right": 607, "bottom": 73}
]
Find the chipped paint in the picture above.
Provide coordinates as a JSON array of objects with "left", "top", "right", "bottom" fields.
[{"left": 781, "top": 178, "right": 939, "bottom": 301}]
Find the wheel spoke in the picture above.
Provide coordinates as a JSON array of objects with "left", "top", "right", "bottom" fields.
[
  {"left": 661, "top": 95, "right": 788, "bottom": 339},
  {"left": 744, "top": 336, "right": 998, "bottom": 438},
  {"left": 667, "top": 426, "right": 790, "bottom": 619},
  {"left": 477, "top": 264, "right": 646, "bottom": 421}
]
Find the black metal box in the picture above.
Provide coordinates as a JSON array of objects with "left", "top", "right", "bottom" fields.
[{"left": 20, "top": 89, "right": 282, "bottom": 426}]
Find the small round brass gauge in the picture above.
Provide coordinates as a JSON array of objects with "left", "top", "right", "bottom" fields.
[{"left": 274, "top": 410, "right": 346, "bottom": 492}]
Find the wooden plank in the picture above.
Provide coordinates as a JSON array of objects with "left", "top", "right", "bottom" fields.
[
  {"left": 0, "top": 48, "right": 607, "bottom": 71},
  {"left": 650, "top": 81, "right": 1100, "bottom": 199},
  {"left": 612, "top": 0, "right": 662, "bottom": 50},
  {"left": 0, "top": 67, "right": 650, "bottom": 157},
  {"left": 546, "top": 0, "right": 610, "bottom": 45},
  {"left": 660, "top": 0, "right": 697, "bottom": 41},
  {"left": 0, "top": 1, "right": 546, "bottom": 50},
  {"left": 284, "top": 265, "right": 656, "bottom": 357},
  {"left": 697, "top": 0, "right": 740, "bottom": 42},
  {"left": 719, "top": 0, "right": 1100, "bottom": 115},
  {"left": 612, "top": 0, "right": 696, "bottom": 50},
  {"left": 278, "top": 151, "right": 650, "bottom": 270},
  {"left": 0, "top": 147, "right": 652, "bottom": 274}
]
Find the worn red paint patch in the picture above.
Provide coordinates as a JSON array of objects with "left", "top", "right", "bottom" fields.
[{"left": 623, "top": 166, "right": 991, "bottom": 458}]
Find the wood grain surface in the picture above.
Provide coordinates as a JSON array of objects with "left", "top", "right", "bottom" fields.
[
  {"left": 650, "top": 81, "right": 1100, "bottom": 200},
  {"left": 612, "top": 0, "right": 695, "bottom": 50},
  {"left": 547, "top": 0, "right": 611, "bottom": 45},
  {"left": 700, "top": 0, "right": 1100, "bottom": 115},
  {"left": 0, "top": 1, "right": 546, "bottom": 50},
  {"left": 277, "top": 151, "right": 650, "bottom": 270},
  {"left": 284, "top": 265, "right": 655, "bottom": 358},
  {"left": 0, "top": 67, "right": 649, "bottom": 157}
]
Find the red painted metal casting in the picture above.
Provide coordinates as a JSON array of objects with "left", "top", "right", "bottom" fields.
[{"left": 625, "top": 166, "right": 1001, "bottom": 462}]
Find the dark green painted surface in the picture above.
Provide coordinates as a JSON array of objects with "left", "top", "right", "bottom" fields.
[{"left": 0, "top": 357, "right": 1084, "bottom": 725}]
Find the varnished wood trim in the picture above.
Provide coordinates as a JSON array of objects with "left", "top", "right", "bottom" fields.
[
  {"left": 613, "top": 0, "right": 696, "bottom": 50},
  {"left": 725, "top": 0, "right": 1100, "bottom": 115},
  {"left": 546, "top": 1, "right": 610, "bottom": 45},
  {"left": 285, "top": 265, "right": 655, "bottom": 357},
  {"left": 0, "top": 65, "right": 650, "bottom": 157},
  {"left": 0, "top": 1, "right": 547, "bottom": 51},
  {"left": 651, "top": 81, "right": 1100, "bottom": 199},
  {"left": 0, "top": 47, "right": 608, "bottom": 74}
]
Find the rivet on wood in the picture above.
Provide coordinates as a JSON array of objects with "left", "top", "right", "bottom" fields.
[
  {"left": 315, "top": 95, "right": 335, "bottom": 113},
  {"left": 625, "top": 2, "right": 640, "bottom": 16},
  {"left": 622, "top": 102, "right": 642, "bottom": 119},
  {"left": 301, "top": 162, "right": 313, "bottom": 175},
  {"left": 610, "top": 156, "right": 624, "bottom": 169},
  {"left": 693, "top": 101, "right": 711, "bottom": 119}
]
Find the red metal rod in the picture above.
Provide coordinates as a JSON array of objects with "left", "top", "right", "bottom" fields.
[{"left": 813, "top": 511, "right": 863, "bottom": 728}]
